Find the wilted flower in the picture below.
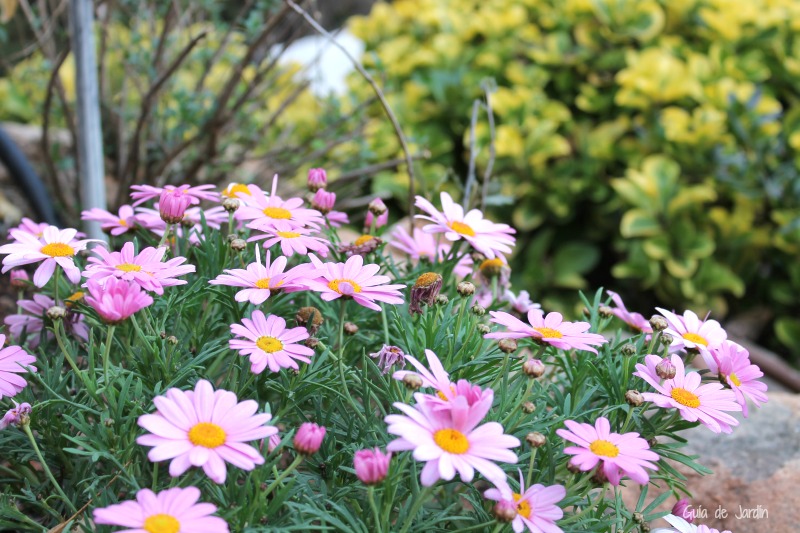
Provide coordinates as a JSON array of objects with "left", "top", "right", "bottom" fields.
[
  {"left": 294, "top": 422, "right": 326, "bottom": 455},
  {"left": 354, "top": 448, "right": 391, "bottom": 485},
  {"left": 0, "top": 401, "right": 32, "bottom": 429},
  {"left": 409, "top": 272, "right": 442, "bottom": 315},
  {"left": 295, "top": 306, "right": 324, "bottom": 335},
  {"left": 370, "top": 345, "right": 407, "bottom": 374},
  {"left": 338, "top": 234, "right": 383, "bottom": 257},
  {"left": 5, "top": 294, "right": 89, "bottom": 347}
]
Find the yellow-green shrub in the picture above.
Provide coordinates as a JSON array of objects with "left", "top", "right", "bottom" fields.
[{"left": 347, "top": 0, "right": 800, "bottom": 359}]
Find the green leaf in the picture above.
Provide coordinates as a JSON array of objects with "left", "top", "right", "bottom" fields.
[{"left": 620, "top": 209, "right": 661, "bottom": 237}]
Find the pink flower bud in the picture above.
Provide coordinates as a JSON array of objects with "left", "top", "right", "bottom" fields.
[
  {"left": 312, "top": 189, "right": 336, "bottom": 215},
  {"left": 158, "top": 188, "right": 192, "bottom": 224},
  {"left": 294, "top": 422, "right": 326, "bottom": 455},
  {"left": 307, "top": 168, "right": 327, "bottom": 192},
  {"left": 672, "top": 498, "right": 694, "bottom": 523},
  {"left": 10, "top": 270, "right": 29, "bottom": 289},
  {"left": 353, "top": 447, "right": 391, "bottom": 485}
]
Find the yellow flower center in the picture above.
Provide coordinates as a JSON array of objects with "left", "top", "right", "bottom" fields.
[
  {"left": 533, "top": 327, "right": 563, "bottom": 339},
  {"left": 223, "top": 183, "right": 251, "bottom": 198},
  {"left": 328, "top": 279, "right": 362, "bottom": 294},
  {"left": 354, "top": 234, "right": 375, "bottom": 246},
  {"left": 188, "top": 422, "right": 226, "bottom": 448},
  {"left": 436, "top": 385, "right": 456, "bottom": 401},
  {"left": 682, "top": 332, "right": 708, "bottom": 346},
  {"left": 40, "top": 242, "right": 75, "bottom": 257},
  {"left": 116, "top": 263, "right": 142, "bottom": 273},
  {"left": 255, "top": 278, "right": 271, "bottom": 289},
  {"left": 671, "top": 387, "right": 701, "bottom": 408},
  {"left": 277, "top": 231, "right": 301, "bottom": 239},
  {"left": 256, "top": 336, "right": 284, "bottom": 353},
  {"left": 480, "top": 258, "right": 504, "bottom": 271},
  {"left": 143, "top": 513, "right": 180, "bottom": 533},
  {"left": 119, "top": 219, "right": 128, "bottom": 227},
  {"left": 65, "top": 291, "right": 84, "bottom": 307},
  {"left": 728, "top": 372, "right": 742, "bottom": 387},
  {"left": 448, "top": 221, "right": 476, "bottom": 237},
  {"left": 263, "top": 207, "right": 292, "bottom": 219},
  {"left": 433, "top": 428, "right": 470, "bottom": 454},
  {"left": 513, "top": 493, "right": 532, "bottom": 519},
  {"left": 589, "top": 439, "right": 620, "bottom": 458},
  {"left": 414, "top": 272, "right": 441, "bottom": 288}
]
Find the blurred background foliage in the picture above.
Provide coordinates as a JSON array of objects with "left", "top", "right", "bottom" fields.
[{"left": 1, "top": 0, "right": 800, "bottom": 361}]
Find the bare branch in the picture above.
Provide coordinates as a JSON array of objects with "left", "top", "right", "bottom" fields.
[{"left": 481, "top": 84, "right": 497, "bottom": 211}]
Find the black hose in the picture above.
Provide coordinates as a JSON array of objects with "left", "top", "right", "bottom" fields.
[{"left": 0, "top": 125, "right": 60, "bottom": 226}]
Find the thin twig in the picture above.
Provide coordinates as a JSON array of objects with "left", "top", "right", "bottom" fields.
[
  {"left": 333, "top": 152, "right": 431, "bottom": 183},
  {"left": 481, "top": 84, "right": 497, "bottom": 211},
  {"left": 285, "top": 0, "right": 418, "bottom": 232},
  {"left": 41, "top": 50, "right": 76, "bottom": 218},
  {"left": 194, "top": 0, "right": 256, "bottom": 93},
  {"left": 462, "top": 99, "right": 481, "bottom": 210}
]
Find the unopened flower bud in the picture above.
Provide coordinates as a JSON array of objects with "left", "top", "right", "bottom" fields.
[
  {"left": 621, "top": 343, "right": 637, "bottom": 356},
  {"left": 477, "top": 324, "right": 490, "bottom": 334},
  {"left": 222, "top": 198, "right": 240, "bottom": 213},
  {"left": 456, "top": 281, "right": 475, "bottom": 297},
  {"left": 599, "top": 305, "right": 613, "bottom": 318},
  {"left": 523, "top": 359, "right": 545, "bottom": 378},
  {"left": 227, "top": 233, "right": 238, "bottom": 243},
  {"left": 402, "top": 374, "right": 423, "bottom": 391},
  {"left": 160, "top": 331, "right": 167, "bottom": 339},
  {"left": 167, "top": 336, "right": 178, "bottom": 346},
  {"left": 492, "top": 499, "right": 518, "bottom": 522},
  {"left": 230, "top": 238, "right": 247, "bottom": 252},
  {"left": 649, "top": 315, "right": 668, "bottom": 332},
  {"left": 159, "top": 189, "right": 191, "bottom": 224},
  {"left": 647, "top": 437, "right": 658, "bottom": 447},
  {"left": 368, "top": 198, "right": 388, "bottom": 217},
  {"left": 10, "top": 270, "right": 29, "bottom": 289},
  {"left": 354, "top": 448, "right": 392, "bottom": 485},
  {"left": 294, "top": 422, "right": 326, "bottom": 455},
  {"left": 633, "top": 512, "right": 645, "bottom": 524},
  {"left": 296, "top": 306, "right": 324, "bottom": 335},
  {"left": 311, "top": 189, "right": 336, "bottom": 215},
  {"left": 307, "top": 168, "right": 327, "bottom": 192},
  {"left": 582, "top": 307, "right": 591, "bottom": 318},
  {"left": 435, "top": 294, "right": 449, "bottom": 306},
  {"left": 672, "top": 499, "right": 694, "bottom": 523},
  {"left": 471, "top": 304, "right": 486, "bottom": 316},
  {"left": 625, "top": 390, "right": 644, "bottom": 407},
  {"left": 526, "top": 432, "right": 546, "bottom": 448},
  {"left": 521, "top": 401, "right": 536, "bottom": 414},
  {"left": 659, "top": 333, "right": 674, "bottom": 347},
  {"left": 498, "top": 338, "right": 518, "bottom": 354},
  {"left": 47, "top": 306, "right": 67, "bottom": 321},
  {"left": 656, "top": 357, "right": 676, "bottom": 379},
  {"left": 344, "top": 322, "right": 359, "bottom": 336},
  {"left": 305, "top": 337, "right": 320, "bottom": 349},
  {"left": 104, "top": 418, "right": 115, "bottom": 427}
]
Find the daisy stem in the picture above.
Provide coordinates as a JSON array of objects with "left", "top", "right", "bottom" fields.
[
  {"left": 621, "top": 405, "right": 635, "bottom": 433},
  {"left": 54, "top": 321, "right": 101, "bottom": 405},
  {"left": 381, "top": 304, "right": 390, "bottom": 346},
  {"left": 53, "top": 266, "right": 60, "bottom": 304},
  {"left": 102, "top": 324, "right": 116, "bottom": 384},
  {"left": 399, "top": 485, "right": 434, "bottom": 533},
  {"left": 21, "top": 422, "right": 77, "bottom": 513},
  {"left": 157, "top": 224, "right": 172, "bottom": 248},
  {"left": 368, "top": 486, "right": 383, "bottom": 533},
  {"left": 526, "top": 447, "right": 538, "bottom": 485},
  {"left": 338, "top": 300, "right": 346, "bottom": 355},
  {"left": 263, "top": 454, "right": 303, "bottom": 497}
]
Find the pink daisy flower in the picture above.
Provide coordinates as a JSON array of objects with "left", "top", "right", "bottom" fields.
[
  {"left": 705, "top": 341, "right": 768, "bottom": 417},
  {"left": 83, "top": 242, "right": 194, "bottom": 295},
  {"left": 0, "top": 226, "right": 99, "bottom": 287},
  {"left": 656, "top": 514, "right": 731, "bottom": 533},
  {"left": 7, "top": 217, "right": 50, "bottom": 240},
  {"left": 325, "top": 210, "right": 349, "bottom": 228},
  {"left": 81, "top": 205, "right": 138, "bottom": 236},
  {"left": 415, "top": 191, "right": 516, "bottom": 259},
  {"left": 130, "top": 183, "right": 219, "bottom": 206},
  {"left": 556, "top": 417, "right": 659, "bottom": 485},
  {"left": 4, "top": 294, "right": 89, "bottom": 347},
  {"left": 93, "top": 486, "right": 230, "bottom": 533},
  {"left": 236, "top": 176, "right": 324, "bottom": 229},
  {"left": 229, "top": 311, "right": 315, "bottom": 373},
  {"left": 385, "top": 391, "right": 519, "bottom": 487},
  {"left": 0, "top": 334, "right": 37, "bottom": 400},
  {"left": 502, "top": 290, "right": 542, "bottom": 315},
  {"left": 304, "top": 254, "right": 405, "bottom": 311},
  {"left": 634, "top": 354, "right": 742, "bottom": 433},
  {"left": 655, "top": 307, "right": 726, "bottom": 354},
  {"left": 209, "top": 248, "right": 304, "bottom": 305},
  {"left": 84, "top": 278, "right": 154, "bottom": 324},
  {"left": 607, "top": 291, "right": 652, "bottom": 333},
  {"left": 248, "top": 220, "right": 330, "bottom": 257},
  {"left": 389, "top": 226, "right": 472, "bottom": 278},
  {"left": 221, "top": 182, "right": 254, "bottom": 199},
  {"left": 485, "top": 310, "right": 608, "bottom": 354},
  {"left": 484, "top": 472, "right": 566, "bottom": 533},
  {"left": 137, "top": 379, "right": 277, "bottom": 483}
]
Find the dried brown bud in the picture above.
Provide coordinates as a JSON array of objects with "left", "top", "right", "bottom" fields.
[
  {"left": 625, "top": 390, "right": 644, "bottom": 407},
  {"left": 647, "top": 437, "right": 658, "bottom": 448},
  {"left": 305, "top": 337, "right": 320, "bottom": 349},
  {"left": 46, "top": 306, "right": 67, "bottom": 321},
  {"left": 522, "top": 359, "right": 546, "bottom": 378},
  {"left": 492, "top": 500, "right": 518, "bottom": 522},
  {"left": 344, "top": 322, "right": 359, "bottom": 336},
  {"left": 296, "top": 306, "right": 324, "bottom": 335},
  {"left": 456, "top": 281, "right": 475, "bottom": 297},
  {"left": 471, "top": 304, "right": 486, "bottom": 316},
  {"left": 410, "top": 273, "right": 443, "bottom": 316},
  {"left": 402, "top": 374, "right": 423, "bottom": 391},
  {"left": 160, "top": 331, "right": 167, "bottom": 339},
  {"left": 521, "top": 401, "right": 536, "bottom": 414},
  {"left": 599, "top": 305, "right": 614, "bottom": 318},
  {"left": 167, "top": 336, "right": 179, "bottom": 346},
  {"left": 230, "top": 238, "right": 247, "bottom": 252},
  {"left": 368, "top": 198, "right": 388, "bottom": 216},
  {"left": 649, "top": 315, "right": 668, "bottom": 331},
  {"left": 566, "top": 461, "right": 582, "bottom": 474},
  {"left": 498, "top": 338, "right": 518, "bottom": 354},
  {"left": 525, "top": 432, "right": 546, "bottom": 448},
  {"left": 222, "top": 198, "right": 240, "bottom": 213}
]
